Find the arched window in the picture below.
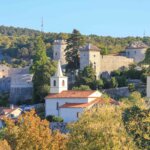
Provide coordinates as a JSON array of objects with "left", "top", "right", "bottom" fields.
[
  {"left": 62, "top": 80, "right": 65, "bottom": 86},
  {"left": 53, "top": 80, "right": 56, "bottom": 86}
]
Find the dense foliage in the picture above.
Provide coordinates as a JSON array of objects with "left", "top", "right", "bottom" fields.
[
  {"left": 67, "top": 106, "right": 137, "bottom": 150},
  {"left": 123, "top": 106, "right": 150, "bottom": 149},
  {"left": 65, "top": 29, "right": 85, "bottom": 70},
  {"left": 1, "top": 25, "right": 150, "bottom": 68},
  {"left": 72, "top": 85, "right": 91, "bottom": 90},
  {"left": 46, "top": 115, "right": 63, "bottom": 122},
  {"left": 2, "top": 110, "right": 67, "bottom": 150},
  {"left": 32, "top": 36, "right": 56, "bottom": 103}
]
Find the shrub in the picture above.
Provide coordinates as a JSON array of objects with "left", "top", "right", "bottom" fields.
[
  {"left": 72, "top": 85, "right": 91, "bottom": 90},
  {"left": 46, "top": 115, "right": 63, "bottom": 122},
  {"left": 128, "top": 83, "right": 135, "bottom": 92}
]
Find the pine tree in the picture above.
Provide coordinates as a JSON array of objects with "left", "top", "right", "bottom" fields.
[
  {"left": 32, "top": 36, "right": 56, "bottom": 103},
  {"left": 65, "top": 29, "right": 85, "bottom": 70},
  {"left": 31, "top": 36, "right": 48, "bottom": 72}
]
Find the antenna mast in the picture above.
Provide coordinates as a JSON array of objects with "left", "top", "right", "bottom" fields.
[{"left": 41, "top": 17, "right": 44, "bottom": 33}]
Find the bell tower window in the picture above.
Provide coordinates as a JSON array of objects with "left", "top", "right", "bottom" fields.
[
  {"left": 53, "top": 80, "right": 56, "bottom": 86},
  {"left": 62, "top": 80, "right": 65, "bottom": 86}
]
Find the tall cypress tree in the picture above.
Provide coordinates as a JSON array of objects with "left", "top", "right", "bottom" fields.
[
  {"left": 65, "top": 29, "right": 85, "bottom": 70},
  {"left": 32, "top": 36, "right": 56, "bottom": 103}
]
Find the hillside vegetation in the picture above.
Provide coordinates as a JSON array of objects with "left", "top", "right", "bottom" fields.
[{"left": 0, "top": 25, "right": 150, "bottom": 67}]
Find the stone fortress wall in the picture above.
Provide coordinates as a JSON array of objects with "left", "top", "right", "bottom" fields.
[
  {"left": 79, "top": 43, "right": 134, "bottom": 78},
  {"left": 0, "top": 65, "right": 33, "bottom": 104},
  {"left": 100, "top": 55, "right": 134, "bottom": 74},
  {"left": 55, "top": 41, "right": 148, "bottom": 78}
]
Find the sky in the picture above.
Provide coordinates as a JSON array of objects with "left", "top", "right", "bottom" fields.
[{"left": 0, "top": 0, "right": 150, "bottom": 37}]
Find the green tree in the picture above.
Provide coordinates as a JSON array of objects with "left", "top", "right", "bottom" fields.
[
  {"left": 32, "top": 60, "right": 56, "bottom": 103},
  {"left": 101, "top": 47, "right": 108, "bottom": 55},
  {"left": 123, "top": 106, "right": 150, "bottom": 149},
  {"left": 142, "top": 48, "right": 150, "bottom": 64},
  {"left": 31, "top": 36, "right": 56, "bottom": 103},
  {"left": 121, "top": 91, "right": 146, "bottom": 108},
  {"left": 31, "top": 36, "right": 48, "bottom": 72},
  {"left": 65, "top": 29, "right": 85, "bottom": 70},
  {"left": 110, "top": 77, "right": 118, "bottom": 88},
  {"left": 72, "top": 85, "right": 91, "bottom": 90},
  {"left": 76, "top": 64, "right": 96, "bottom": 89}
]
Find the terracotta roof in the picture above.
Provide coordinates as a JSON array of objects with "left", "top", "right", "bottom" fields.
[
  {"left": 80, "top": 44, "right": 100, "bottom": 52},
  {"left": 59, "top": 98, "right": 100, "bottom": 108},
  {"left": 59, "top": 98, "right": 119, "bottom": 108},
  {"left": 0, "top": 107, "right": 17, "bottom": 115},
  {"left": 45, "top": 90, "right": 96, "bottom": 99},
  {"left": 0, "top": 107, "right": 21, "bottom": 119}
]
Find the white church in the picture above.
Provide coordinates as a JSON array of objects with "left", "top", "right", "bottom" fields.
[{"left": 45, "top": 61, "right": 119, "bottom": 123}]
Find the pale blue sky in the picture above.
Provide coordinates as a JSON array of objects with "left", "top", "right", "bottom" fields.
[{"left": 0, "top": 0, "right": 150, "bottom": 37}]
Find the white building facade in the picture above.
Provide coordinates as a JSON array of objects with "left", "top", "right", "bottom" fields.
[{"left": 45, "top": 60, "right": 103, "bottom": 122}]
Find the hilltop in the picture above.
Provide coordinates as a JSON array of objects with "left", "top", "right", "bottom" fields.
[{"left": 0, "top": 25, "right": 150, "bottom": 67}]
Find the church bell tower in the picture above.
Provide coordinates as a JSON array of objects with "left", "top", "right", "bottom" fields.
[{"left": 50, "top": 60, "right": 68, "bottom": 93}]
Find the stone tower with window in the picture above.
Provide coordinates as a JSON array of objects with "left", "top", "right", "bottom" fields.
[
  {"left": 53, "top": 40, "right": 67, "bottom": 65},
  {"left": 50, "top": 60, "right": 68, "bottom": 93},
  {"left": 80, "top": 44, "right": 101, "bottom": 78}
]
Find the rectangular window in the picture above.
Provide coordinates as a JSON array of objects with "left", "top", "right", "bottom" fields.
[
  {"left": 56, "top": 102, "right": 59, "bottom": 110},
  {"left": 77, "top": 112, "right": 80, "bottom": 118}
]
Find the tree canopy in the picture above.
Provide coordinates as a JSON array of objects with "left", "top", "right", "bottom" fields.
[
  {"left": 65, "top": 29, "right": 85, "bottom": 70},
  {"left": 32, "top": 36, "right": 56, "bottom": 103},
  {"left": 2, "top": 110, "right": 67, "bottom": 150},
  {"left": 67, "top": 105, "right": 137, "bottom": 150}
]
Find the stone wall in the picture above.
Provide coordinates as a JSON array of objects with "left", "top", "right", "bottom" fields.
[
  {"left": 103, "top": 87, "right": 130, "bottom": 98},
  {"left": 0, "top": 77, "right": 11, "bottom": 92},
  {"left": 100, "top": 55, "right": 134, "bottom": 74},
  {"left": 9, "top": 74, "right": 33, "bottom": 104},
  {"left": 0, "top": 65, "right": 33, "bottom": 103},
  {"left": 9, "top": 87, "right": 33, "bottom": 104}
]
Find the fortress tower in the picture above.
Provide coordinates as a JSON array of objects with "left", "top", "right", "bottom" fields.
[
  {"left": 125, "top": 41, "right": 148, "bottom": 63},
  {"left": 80, "top": 44, "right": 101, "bottom": 78},
  {"left": 53, "top": 40, "right": 67, "bottom": 65}
]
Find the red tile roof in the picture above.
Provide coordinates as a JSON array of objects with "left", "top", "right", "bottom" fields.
[
  {"left": 59, "top": 98, "right": 119, "bottom": 108},
  {"left": 0, "top": 107, "right": 21, "bottom": 120},
  {"left": 45, "top": 90, "right": 96, "bottom": 99},
  {"left": 59, "top": 98, "right": 100, "bottom": 108},
  {"left": 0, "top": 107, "right": 17, "bottom": 115}
]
